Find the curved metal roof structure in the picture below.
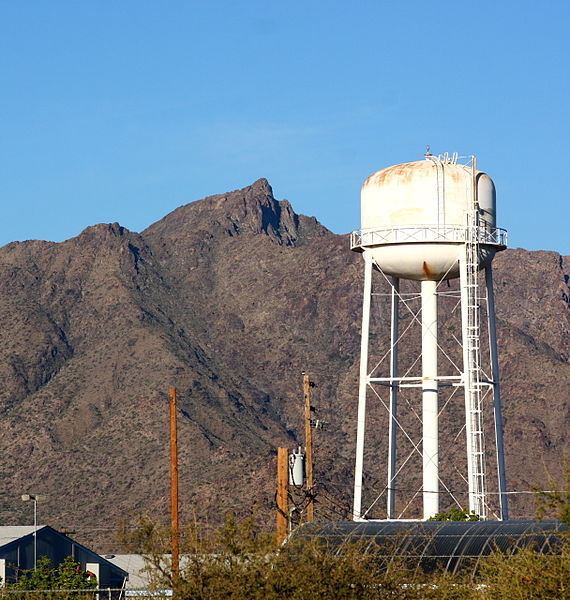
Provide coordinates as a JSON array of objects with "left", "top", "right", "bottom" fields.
[{"left": 292, "top": 520, "right": 568, "bottom": 575}]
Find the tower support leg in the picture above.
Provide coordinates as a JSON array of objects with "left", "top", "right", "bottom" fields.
[
  {"left": 485, "top": 265, "right": 509, "bottom": 520},
  {"left": 387, "top": 277, "right": 399, "bottom": 519},
  {"left": 421, "top": 279, "right": 439, "bottom": 519},
  {"left": 353, "top": 252, "right": 373, "bottom": 519}
]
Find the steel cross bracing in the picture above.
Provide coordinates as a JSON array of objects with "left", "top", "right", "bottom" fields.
[
  {"left": 352, "top": 250, "right": 506, "bottom": 522},
  {"left": 354, "top": 262, "right": 480, "bottom": 520}
]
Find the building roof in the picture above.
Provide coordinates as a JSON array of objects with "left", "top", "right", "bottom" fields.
[
  {"left": 105, "top": 555, "right": 150, "bottom": 589},
  {"left": 0, "top": 526, "right": 43, "bottom": 547},
  {"left": 0, "top": 525, "right": 128, "bottom": 586},
  {"left": 293, "top": 519, "right": 568, "bottom": 575}
]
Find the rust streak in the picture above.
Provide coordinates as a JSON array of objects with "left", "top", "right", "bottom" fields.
[{"left": 422, "top": 261, "right": 434, "bottom": 279}]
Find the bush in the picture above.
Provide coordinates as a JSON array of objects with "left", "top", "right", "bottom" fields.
[
  {"left": 119, "top": 510, "right": 570, "bottom": 600},
  {"left": 479, "top": 545, "right": 570, "bottom": 600},
  {"left": 9, "top": 556, "right": 97, "bottom": 591},
  {"left": 120, "top": 513, "right": 478, "bottom": 599},
  {"left": 428, "top": 507, "right": 480, "bottom": 521},
  {"left": 537, "top": 465, "right": 570, "bottom": 527}
]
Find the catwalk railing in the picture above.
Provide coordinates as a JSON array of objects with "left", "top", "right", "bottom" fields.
[{"left": 351, "top": 225, "right": 507, "bottom": 250}]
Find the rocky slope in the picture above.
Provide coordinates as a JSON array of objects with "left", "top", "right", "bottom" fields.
[{"left": 0, "top": 178, "right": 568, "bottom": 550}]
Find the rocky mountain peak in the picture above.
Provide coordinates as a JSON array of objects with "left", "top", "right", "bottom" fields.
[
  {"left": 75, "top": 222, "right": 136, "bottom": 246},
  {"left": 143, "top": 179, "right": 331, "bottom": 250}
]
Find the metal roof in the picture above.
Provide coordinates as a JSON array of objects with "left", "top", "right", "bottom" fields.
[
  {"left": 0, "top": 526, "right": 43, "bottom": 547},
  {"left": 105, "top": 555, "right": 149, "bottom": 589},
  {"left": 292, "top": 520, "right": 568, "bottom": 575},
  {"left": 0, "top": 525, "right": 128, "bottom": 586}
]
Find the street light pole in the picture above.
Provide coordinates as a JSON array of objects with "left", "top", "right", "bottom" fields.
[
  {"left": 33, "top": 498, "right": 36, "bottom": 569},
  {"left": 21, "top": 494, "right": 45, "bottom": 570}
]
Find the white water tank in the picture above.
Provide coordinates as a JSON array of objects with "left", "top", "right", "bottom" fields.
[{"left": 359, "top": 157, "right": 502, "bottom": 281}]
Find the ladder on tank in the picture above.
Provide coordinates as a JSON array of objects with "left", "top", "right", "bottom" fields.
[{"left": 462, "top": 173, "right": 488, "bottom": 519}]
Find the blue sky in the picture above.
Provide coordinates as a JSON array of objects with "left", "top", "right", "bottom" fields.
[{"left": 1, "top": 1, "right": 568, "bottom": 254}]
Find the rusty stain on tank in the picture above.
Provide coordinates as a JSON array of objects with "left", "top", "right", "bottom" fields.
[
  {"left": 362, "top": 160, "right": 438, "bottom": 188},
  {"left": 362, "top": 159, "right": 473, "bottom": 190},
  {"left": 422, "top": 261, "right": 434, "bottom": 279}
]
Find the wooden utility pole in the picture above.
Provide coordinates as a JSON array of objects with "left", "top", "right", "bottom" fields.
[
  {"left": 169, "top": 388, "right": 180, "bottom": 581},
  {"left": 276, "top": 447, "right": 289, "bottom": 544},
  {"left": 303, "top": 374, "right": 314, "bottom": 521}
]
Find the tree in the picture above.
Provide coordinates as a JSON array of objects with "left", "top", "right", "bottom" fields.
[
  {"left": 537, "top": 466, "right": 570, "bottom": 526},
  {"left": 10, "top": 556, "right": 55, "bottom": 590},
  {"left": 9, "top": 555, "right": 97, "bottom": 591},
  {"left": 55, "top": 556, "right": 98, "bottom": 590},
  {"left": 428, "top": 506, "right": 480, "bottom": 521}
]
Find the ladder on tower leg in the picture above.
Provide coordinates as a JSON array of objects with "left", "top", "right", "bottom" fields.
[{"left": 465, "top": 204, "right": 487, "bottom": 519}]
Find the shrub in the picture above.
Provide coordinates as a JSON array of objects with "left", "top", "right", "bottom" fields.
[
  {"left": 120, "top": 509, "right": 570, "bottom": 600},
  {"left": 479, "top": 545, "right": 570, "bottom": 600},
  {"left": 7, "top": 555, "right": 97, "bottom": 599},
  {"left": 428, "top": 507, "right": 480, "bottom": 521}
]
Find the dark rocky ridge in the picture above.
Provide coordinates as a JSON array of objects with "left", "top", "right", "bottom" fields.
[{"left": 0, "top": 179, "right": 568, "bottom": 550}]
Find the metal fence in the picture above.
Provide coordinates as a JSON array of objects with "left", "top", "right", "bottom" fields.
[
  {"left": 0, "top": 591, "right": 174, "bottom": 600},
  {"left": 0, "top": 589, "right": 160, "bottom": 600}
]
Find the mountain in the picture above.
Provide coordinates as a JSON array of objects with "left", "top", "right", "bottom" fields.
[{"left": 0, "top": 179, "right": 568, "bottom": 551}]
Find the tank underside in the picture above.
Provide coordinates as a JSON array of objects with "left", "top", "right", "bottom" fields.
[{"left": 368, "top": 243, "right": 497, "bottom": 281}]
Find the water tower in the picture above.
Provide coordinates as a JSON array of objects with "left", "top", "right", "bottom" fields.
[{"left": 351, "top": 152, "right": 509, "bottom": 521}]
